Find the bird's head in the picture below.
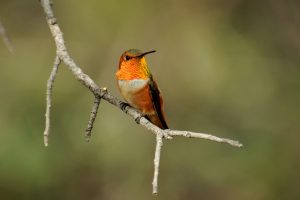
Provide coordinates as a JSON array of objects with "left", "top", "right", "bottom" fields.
[{"left": 117, "top": 49, "right": 156, "bottom": 80}]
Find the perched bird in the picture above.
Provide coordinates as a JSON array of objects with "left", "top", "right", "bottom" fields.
[{"left": 116, "top": 49, "right": 168, "bottom": 129}]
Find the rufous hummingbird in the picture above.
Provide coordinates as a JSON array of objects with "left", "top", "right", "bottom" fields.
[{"left": 116, "top": 49, "right": 168, "bottom": 129}]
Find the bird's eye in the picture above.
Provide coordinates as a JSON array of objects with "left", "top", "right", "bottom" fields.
[{"left": 124, "top": 55, "right": 131, "bottom": 61}]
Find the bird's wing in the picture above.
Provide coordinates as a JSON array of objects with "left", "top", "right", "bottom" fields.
[{"left": 148, "top": 75, "right": 168, "bottom": 129}]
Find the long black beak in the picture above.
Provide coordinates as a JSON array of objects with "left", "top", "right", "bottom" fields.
[{"left": 138, "top": 50, "right": 156, "bottom": 57}]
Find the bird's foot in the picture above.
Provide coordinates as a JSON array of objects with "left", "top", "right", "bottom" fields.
[
  {"left": 134, "top": 115, "right": 144, "bottom": 124},
  {"left": 120, "top": 102, "right": 130, "bottom": 111}
]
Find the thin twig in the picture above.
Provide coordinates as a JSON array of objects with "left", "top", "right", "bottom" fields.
[
  {"left": 43, "top": 56, "right": 61, "bottom": 147},
  {"left": 0, "top": 18, "right": 14, "bottom": 53},
  {"left": 85, "top": 94, "right": 101, "bottom": 141},
  {"left": 167, "top": 130, "right": 243, "bottom": 148},
  {"left": 152, "top": 134, "right": 163, "bottom": 194}
]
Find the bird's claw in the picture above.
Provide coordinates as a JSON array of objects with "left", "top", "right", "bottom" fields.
[
  {"left": 134, "top": 115, "right": 142, "bottom": 124},
  {"left": 120, "top": 102, "right": 130, "bottom": 111}
]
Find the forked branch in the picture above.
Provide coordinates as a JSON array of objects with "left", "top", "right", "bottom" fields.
[{"left": 40, "top": 0, "right": 243, "bottom": 194}]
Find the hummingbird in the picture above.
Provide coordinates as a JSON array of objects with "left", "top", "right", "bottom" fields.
[{"left": 116, "top": 49, "right": 168, "bottom": 129}]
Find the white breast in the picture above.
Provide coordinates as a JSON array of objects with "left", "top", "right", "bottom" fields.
[
  {"left": 118, "top": 79, "right": 149, "bottom": 105},
  {"left": 118, "top": 79, "right": 149, "bottom": 93}
]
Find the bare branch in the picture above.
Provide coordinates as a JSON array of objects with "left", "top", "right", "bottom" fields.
[
  {"left": 43, "top": 56, "right": 61, "bottom": 147},
  {"left": 152, "top": 134, "right": 163, "bottom": 194},
  {"left": 85, "top": 93, "right": 102, "bottom": 141},
  {"left": 167, "top": 130, "right": 243, "bottom": 148},
  {"left": 40, "top": 0, "right": 243, "bottom": 193},
  {"left": 0, "top": 18, "right": 14, "bottom": 53}
]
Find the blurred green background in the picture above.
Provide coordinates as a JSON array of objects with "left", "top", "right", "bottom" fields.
[{"left": 1, "top": 0, "right": 300, "bottom": 199}]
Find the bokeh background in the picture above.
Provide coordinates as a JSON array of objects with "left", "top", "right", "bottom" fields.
[{"left": 1, "top": 0, "right": 300, "bottom": 199}]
